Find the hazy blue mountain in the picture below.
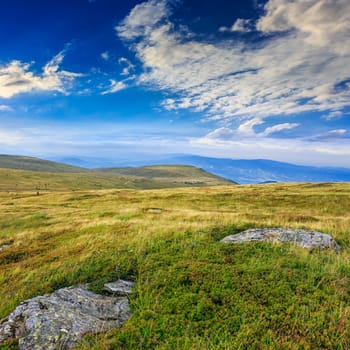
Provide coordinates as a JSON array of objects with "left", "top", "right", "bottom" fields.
[{"left": 112, "top": 155, "right": 350, "bottom": 184}]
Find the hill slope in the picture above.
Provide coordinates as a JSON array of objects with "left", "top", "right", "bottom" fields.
[
  {"left": 95, "top": 165, "right": 234, "bottom": 186},
  {"left": 0, "top": 155, "right": 88, "bottom": 173},
  {"left": 0, "top": 168, "right": 174, "bottom": 191},
  {"left": 0, "top": 165, "right": 232, "bottom": 192}
]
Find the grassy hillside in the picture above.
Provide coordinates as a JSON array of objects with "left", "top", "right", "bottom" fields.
[
  {"left": 0, "top": 156, "right": 233, "bottom": 189},
  {"left": 0, "top": 167, "right": 225, "bottom": 192},
  {"left": 0, "top": 183, "right": 350, "bottom": 349},
  {"left": 95, "top": 165, "right": 234, "bottom": 186},
  {"left": 0, "top": 155, "right": 88, "bottom": 173}
]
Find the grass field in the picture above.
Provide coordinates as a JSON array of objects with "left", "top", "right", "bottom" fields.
[
  {"left": 0, "top": 166, "right": 231, "bottom": 192},
  {"left": 0, "top": 182, "right": 350, "bottom": 349}
]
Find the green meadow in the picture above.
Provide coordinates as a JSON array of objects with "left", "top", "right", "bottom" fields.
[{"left": 1, "top": 182, "right": 350, "bottom": 349}]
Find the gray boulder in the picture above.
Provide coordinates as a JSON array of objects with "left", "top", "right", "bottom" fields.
[
  {"left": 221, "top": 228, "right": 340, "bottom": 251},
  {"left": 0, "top": 284, "right": 132, "bottom": 350}
]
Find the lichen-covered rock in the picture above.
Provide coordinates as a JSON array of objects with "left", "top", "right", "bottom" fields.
[
  {"left": 0, "top": 284, "right": 132, "bottom": 350},
  {"left": 221, "top": 228, "right": 340, "bottom": 251},
  {"left": 104, "top": 279, "right": 134, "bottom": 295}
]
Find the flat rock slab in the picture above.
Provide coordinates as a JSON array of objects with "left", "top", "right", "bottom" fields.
[
  {"left": 104, "top": 279, "right": 134, "bottom": 295},
  {"left": 0, "top": 284, "right": 132, "bottom": 350},
  {"left": 221, "top": 228, "right": 340, "bottom": 251}
]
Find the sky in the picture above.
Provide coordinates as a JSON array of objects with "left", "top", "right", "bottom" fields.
[{"left": 0, "top": 0, "right": 349, "bottom": 167}]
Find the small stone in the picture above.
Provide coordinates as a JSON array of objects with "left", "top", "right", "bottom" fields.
[
  {"left": 146, "top": 208, "right": 162, "bottom": 214},
  {"left": 104, "top": 279, "right": 134, "bottom": 296},
  {"left": 220, "top": 228, "right": 340, "bottom": 252},
  {"left": 0, "top": 244, "right": 10, "bottom": 252}
]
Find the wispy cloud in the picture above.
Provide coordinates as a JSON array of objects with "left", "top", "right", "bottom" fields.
[
  {"left": 118, "top": 57, "right": 135, "bottom": 76},
  {"left": 0, "top": 105, "right": 12, "bottom": 112},
  {"left": 307, "top": 129, "right": 348, "bottom": 142},
  {"left": 219, "top": 19, "right": 254, "bottom": 33},
  {"left": 116, "top": 0, "right": 350, "bottom": 123},
  {"left": 261, "top": 123, "right": 299, "bottom": 137},
  {"left": 0, "top": 52, "right": 81, "bottom": 98},
  {"left": 101, "top": 79, "right": 128, "bottom": 95},
  {"left": 101, "top": 51, "right": 110, "bottom": 61},
  {"left": 322, "top": 110, "right": 344, "bottom": 121},
  {"left": 193, "top": 131, "right": 350, "bottom": 167},
  {"left": 204, "top": 120, "right": 299, "bottom": 140}
]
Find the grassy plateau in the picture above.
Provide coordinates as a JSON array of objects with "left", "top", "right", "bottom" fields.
[{"left": 0, "top": 181, "right": 350, "bottom": 349}]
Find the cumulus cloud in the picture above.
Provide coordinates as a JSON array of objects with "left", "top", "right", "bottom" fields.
[
  {"left": 237, "top": 118, "right": 264, "bottom": 136},
  {"left": 116, "top": 0, "right": 350, "bottom": 123},
  {"left": 256, "top": 0, "right": 350, "bottom": 53},
  {"left": 0, "top": 52, "right": 80, "bottom": 98}
]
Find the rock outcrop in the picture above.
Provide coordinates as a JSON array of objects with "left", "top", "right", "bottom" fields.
[
  {"left": 221, "top": 228, "right": 340, "bottom": 251},
  {"left": 0, "top": 281, "right": 133, "bottom": 350}
]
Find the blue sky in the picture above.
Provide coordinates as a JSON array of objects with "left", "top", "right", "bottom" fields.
[{"left": 0, "top": 0, "right": 349, "bottom": 167}]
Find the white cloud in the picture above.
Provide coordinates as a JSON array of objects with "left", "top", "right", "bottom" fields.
[
  {"left": 118, "top": 57, "right": 135, "bottom": 76},
  {"left": 307, "top": 129, "right": 347, "bottom": 142},
  {"left": 204, "top": 119, "right": 299, "bottom": 141},
  {"left": 0, "top": 105, "right": 12, "bottom": 112},
  {"left": 261, "top": 123, "right": 299, "bottom": 137},
  {"left": 193, "top": 131, "right": 350, "bottom": 167},
  {"left": 322, "top": 110, "right": 343, "bottom": 121},
  {"left": 116, "top": 0, "right": 350, "bottom": 123},
  {"left": 116, "top": 0, "right": 169, "bottom": 40},
  {"left": 101, "top": 79, "right": 128, "bottom": 94},
  {"left": 0, "top": 52, "right": 80, "bottom": 98},
  {"left": 257, "top": 0, "right": 350, "bottom": 53},
  {"left": 0, "top": 129, "right": 22, "bottom": 145},
  {"left": 220, "top": 19, "right": 253, "bottom": 33},
  {"left": 205, "top": 127, "right": 236, "bottom": 140},
  {"left": 101, "top": 51, "right": 110, "bottom": 61},
  {"left": 237, "top": 118, "right": 264, "bottom": 136}
]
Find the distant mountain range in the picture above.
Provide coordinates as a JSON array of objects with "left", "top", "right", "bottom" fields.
[
  {"left": 105, "top": 155, "right": 350, "bottom": 184},
  {"left": 148, "top": 155, "right": 350, "bottom": 184},
  {"left": 2, "top": 154, "right": 350, "bottom": 184}
]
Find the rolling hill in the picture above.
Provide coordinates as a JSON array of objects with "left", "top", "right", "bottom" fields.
[
  {"left": 94, "top": 165, "right": 234, "bottom": 186},
  {"left": 0, "top": 155, "right": 88, "bottom": 173},
  {"left": 0, "top": 156, "right": 233, "bottom": 191}
]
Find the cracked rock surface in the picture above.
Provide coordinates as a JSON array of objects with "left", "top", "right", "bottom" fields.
[
  {"left": 0, "top": 283, "right": 132, "bottom": 350},
  {"left": 221, "top": 228, "right": 340, "bottom": 251}
]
